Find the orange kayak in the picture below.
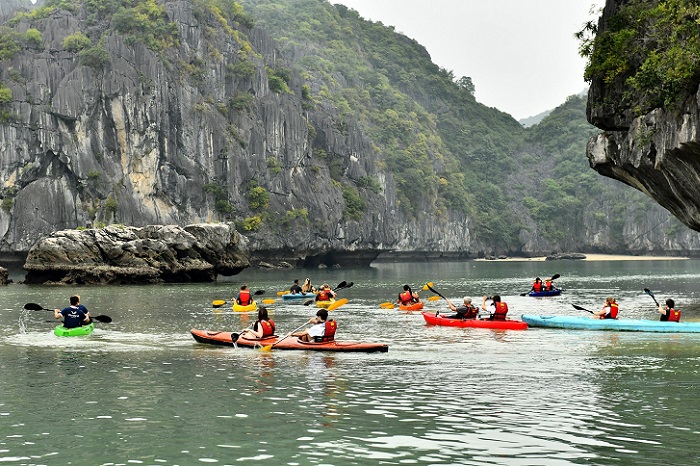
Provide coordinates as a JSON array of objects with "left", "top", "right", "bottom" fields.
[
  {"left": 398, "top": 302, "right": 424, "bottom": 311},
  {"left": 190, "top": 329, "right": 389, "bottom": 353},
  {"left": 422, "top": 312, "right": 528, "bottom": 330}
]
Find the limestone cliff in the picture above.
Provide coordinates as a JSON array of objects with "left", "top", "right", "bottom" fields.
[{"left": 586, "top": 0, "right": 700, "bottom": 237}]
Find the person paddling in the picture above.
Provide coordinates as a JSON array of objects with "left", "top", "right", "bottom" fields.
[
  {"left": 239, "top": 307, "right": 276, "bottom": 339},
  {"left": 658, "top": 298, "right": 681, "bottom": 322},
  {"left": 235, "top": 284, "right": 253, "bottom": 306},
  {"left": 315, "top": 284, "right": 336, "bottom": 302},
  {"left": 482, "top": 295, "right": 509, "bottom": 320},
  {"left": 293, "top": 309, "right": 337, "bottom": 342},
  {"left": 593, "top": 297, "right": 618, "bottom": 319},
  {"left": 54, "top": 296, "right": 90, "bottom": 329},
  {"left": 447, "top": 297, "right": 478, "bottom": 320},
  {"left": 397, "top": 285, "right": 421, "bottom": 306},
  {"left": 289, "top": 279, "right": 303, "bottom": 295}
]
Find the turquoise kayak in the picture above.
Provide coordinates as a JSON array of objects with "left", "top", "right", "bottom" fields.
[
  {"left": 54, "top": 323, "right": 95, "bottom": 337},
  {"left": 521, "top": 314, "right": 700, "bottom": 333}
]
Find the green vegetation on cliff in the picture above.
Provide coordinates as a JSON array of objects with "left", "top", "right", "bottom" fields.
[{"left": 579, "top": 0, "right": 700, "bottom": 111}]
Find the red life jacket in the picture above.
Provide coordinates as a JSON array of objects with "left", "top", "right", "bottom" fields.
[
  {"left": 316, "top": 320, "right": 337, "bottom": 342},
  {"left": 605, "top": 302, "right": 619, "bottom": 319},
  {"left": 317, "top": 290, "right": 332, "bottom": 301},
  {"left": 492, "top": 302, "right": 509, "bottom": 320},
  {"left": 399, "top": 291, "right": 413, "bottom": 304},
  {"left": 259, "top": 319, "right": 275, "bottom": 337},
  {"left": 668, "top": 308, "right": 681, "bottom": 322},
  {"left": 533, "top": 281, "right": 542, "bottom": 292},
  {"left": 238, "top": 289, "right": 251, "bottom": 305},
  {"left": 544, "top": 280, "right": 553, "bottom": 291}
]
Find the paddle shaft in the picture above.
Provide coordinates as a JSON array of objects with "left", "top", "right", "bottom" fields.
[
  {"left": 644, "top": 288, "right": 660, "bottom": 306},
  {"left": 572, "top": 304, "right": 594, "bottom": 314},
  {"left": 262, "top": 321, "right": 309, "bottom": 350}
]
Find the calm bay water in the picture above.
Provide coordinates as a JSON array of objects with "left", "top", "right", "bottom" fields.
[{"left": 1, "top": 259, "right": 700, "bottom": 465}]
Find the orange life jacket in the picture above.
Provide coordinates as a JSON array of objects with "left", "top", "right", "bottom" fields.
[
  {"left": 259, "top": 319, "right": 275, "bottom": 337},
  {"left": 315, "top": 320, "right": 337, "bottom": 342},
  {"left": 663, "top": 308, "right": 681, "bottom": 322},
  {"left": 238, "top": 289, "right": 251, "bottom": 305},
  {"left": 544, "top": 280, "right": 553, "bottom": 291},
  {"left": 492, "top": 302, "right": 509, "bottom": 320},
  {"left": 604, "top": 302, "right": 619, "bottom": 319},
  {"left": 399, "top": 291, "right": 413, "bottom": 304}
]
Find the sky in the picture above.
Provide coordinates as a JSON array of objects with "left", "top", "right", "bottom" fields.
[{"left": 334, "top": 0, "right": 605, "bottom": 120}]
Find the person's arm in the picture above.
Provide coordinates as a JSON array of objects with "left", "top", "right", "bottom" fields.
[
  {"left": 448, "top": 302, "right": 456, "bottom": 312},
  {"left": 54, "top": 308, "right": 62, "bottom": 319},
  {"left": 658, "top": 305, "right": 667, "bottom": 316},
  {"left": 481, "top": 296, "right": 489, "bottom": 311}
]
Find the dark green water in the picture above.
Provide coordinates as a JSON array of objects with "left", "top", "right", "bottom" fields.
[{"left": 2, "top": 260, "right": 700, "bottom": 465}]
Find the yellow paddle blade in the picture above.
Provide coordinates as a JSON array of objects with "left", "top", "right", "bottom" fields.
[
  {"left": 277, "top": 290, "right": 289, "bottom": 296},
  {"left": 379, "top": 302, "right": 395, "bottom": 309},
  {"left": 212, "top": 300, "right": 226, "bottom": 308},
  {"left": 422, "top": 284, "right": 429, "bottom": 290},
  {"left": 260, "top": 344, "right": 273, "bottom": 352},
  {"left": 428, "top": 296, "right": 441, "bottom": 301},
  {"left": 328, "top": 298, "right": 349, "bottom": 311},
  {"left": 261, "top": 299, "right": 275, "bottom": 304}
]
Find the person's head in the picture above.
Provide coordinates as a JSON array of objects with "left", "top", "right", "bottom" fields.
[
  {"left": 491, "top": 295, "right": 501, "bottom": 303},
  {"left": 535, "top": 277, "right": 541, "bottom": 282},
  {"left": 463, "top": 297, "right": 472, "bottom": 305},
  {"left": 403, "top": 284, "right": 410, "bottom": 291},
  {"left": 294, "top": 279, "right": 299, "bottom": 284},
  {"left": 666, "top": 298, "right": 675, "bottom": 308},
  {"left": 69, "top": 295, "right": 79, "bottom": 306},
  {"left": 241, "top": 284, "right": 248, "bottom": 290},
  {"left": 257, "top": 306, "right": 269, "bottom": 321},
  {"left": 322, "top": 283, "right": 329, "bottom": 290},
  {"left": 316, "top": 309, "right": 328, "bottom": 321},
  {"left": 304, "top": 278, "right": 311, "bottom": 284},
  {"left": 605, "top": 296, "right": 615, "bottom": 305}
]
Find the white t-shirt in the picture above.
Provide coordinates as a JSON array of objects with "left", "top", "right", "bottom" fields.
[{"left": 307, "top": 322, "right": 325, "bottom": 338}]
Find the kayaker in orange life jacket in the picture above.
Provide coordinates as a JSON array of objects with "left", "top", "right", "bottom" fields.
[
  {"left": 593, "top": 297, "right": 619, "bottom": 319},
  {"left": 235, "top": 284, "right": 252, "bottom": 306},
  {"left": 315, "top": 284, "right": 336, "bottom": 302},
  {"left": 239, "top": 306, "right": 276, "bottom": 339},
  {"left": 397, "top": 285, "right": 421, "bottom": 305},
  {"left": 293, "top": 309, "right": 337, "bottom": 342},
  {"left": 543, "top": 277, "right": 554, "bottom": 291},
  {"left": 658, "top": 298, "right": 681, "bottom": 322},
  {"left": 447, "top": 297, "right": 479, "bottom": 319},
  {"left": 482, "top": 295, "right": 508, "bottom": 320}
]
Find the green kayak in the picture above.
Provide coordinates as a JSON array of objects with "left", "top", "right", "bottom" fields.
[{"left": 54, "top": 323, "right": 95, "bottom": 337}]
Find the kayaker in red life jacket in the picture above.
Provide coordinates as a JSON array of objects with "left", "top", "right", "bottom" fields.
[
  {"left": 235, "top": 284, "right": 252, "bottom": 306},
  {"left": 531, "top": 278, "right": 543, "bottom": 293},
  {"left": 658, "top": 298, "right": 681, "bottom": 322},
  {"left": 315, "top": 284, "right": 336, "bottom": 302},
  {"left": 447, "top": 297, "right": 479, "bottom": 319},
  {"left": 482, "top": 295, "right": 508, "bottom": 320},
  {"left": 593, "top": 297, "right": 619, "bottom": 319},
  {"left": 239, "top": 306, "right": 276, "bottom": 339},
  {"left": 293, "top": 309, "right": 337, "bottom": 342},
  {"left": 543, "top": 278, "right": 554, "bottom": 291},
  {"left": 397, "top": 285, "right": 421, "bottom": 305}
]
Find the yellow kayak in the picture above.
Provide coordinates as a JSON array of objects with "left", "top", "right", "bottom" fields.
[
  {"left": 315, "top": 299, "right": 335, "bottom": 309},
  {"left": 233, "top": 301, "right": 258, "bottom": 313}
]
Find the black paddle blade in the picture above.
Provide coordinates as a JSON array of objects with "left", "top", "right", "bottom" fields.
[
  {"left": 334, "top": 280, "right": 347, "bottom": 290},
  {"left": 231, "top": 332, "right": 241, "bottom": 343},
  {"left": 551, "top": 274, "right": 561, "bottom": 280},
  {"left": 644, "top": 288, "right": 660, "bottom": 305},
  {"left": 254, "top": 290, "right": 265, "bottom": 295},
  {"left": 572, "top": 304, "right": 594, "bottom": 314},
  {"left": 303, "top": 299, "right": 314, "bottom": 306},
  {"left": 24, "top": 303, "right": 48, "bottom": 311},
  {"left": 92, "top": 315, "right": 112, "bottom": 323}
]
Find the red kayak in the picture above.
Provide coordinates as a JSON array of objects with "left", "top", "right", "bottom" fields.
[
  {"left": 398, "top": 302, "right": 424, "bottom": 311},
  {"left": 190, "top": 329, "right": 389, "bottom": 353},
  {"left": 422, "top": 312, "right": 528, "bottom": 330}
]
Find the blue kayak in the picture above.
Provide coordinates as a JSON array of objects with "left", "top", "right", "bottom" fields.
[
  {"left": 521, "top": 314, "right": 700, "bottom": 333},
  {"left": 281, "top": 292, "right": 316, "bottom": 300},
  {"left": 527, "top": 289, "right": 562, "bottom": 297}
]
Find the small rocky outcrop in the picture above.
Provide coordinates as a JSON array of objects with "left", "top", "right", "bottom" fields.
[
  {"left": 23, "top": 223, "right": 249, "bottom": 285},
  {"left": 0, "top": 266, "right": 9, "bottom": 285},
  {"left": 546, "top": 253, "right": 587, "bottom": 261}
]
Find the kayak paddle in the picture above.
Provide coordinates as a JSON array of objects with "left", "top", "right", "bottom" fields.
[
  {"left": 572, "top": 304, "right": 594, "bottom": 314},
  {"left": 231, "top": 321, "right": 255, "bottom": 343},
  {"left": 643, "top": 288, "right": 660, "bottom": 306},
  {"left": 212, "top": 300, "right": 226, "bottom": 308},
  {"left": 260, "top": 321, "right": 309, "bottom": 352},
  {"left": 379, "top": 302, "right": 395, "bottom": 309},
  {"left": 261, "top": 299, "right": 275, "bottom": 305},
  {"left": 327, "top": 298, "right": 348, "bottom": 311},
  {"left": 426, "top": 283, "right": 457, "bottom": 308},
  {"left": 24, "top": 303, "right": 112, "bottom": 322}
]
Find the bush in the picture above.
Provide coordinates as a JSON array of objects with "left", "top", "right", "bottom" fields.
[
  {"left": 79, "top": 46, "right": 110, "bottom": 69},
  {"left": 24, "top": 29, "right": 43, "bottom": 49},
  {"left": 0, "top": 84, "right": 12, "bottom": 104},
  {"left": 63, "top": 32, "right": 92, "bottom": 53},
  {"left": 246, "top": 180, "right": 270, "bottom": 210}
]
